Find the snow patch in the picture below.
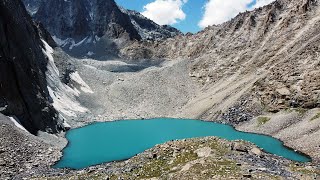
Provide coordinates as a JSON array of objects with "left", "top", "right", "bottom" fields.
[
  {"left": 52, "top": 36, "right": 66, "bottom": 46},
  {"left": 70, "top": 71, "right": 94, "bottom": 94},
  {"left": 41, "top": 39, "right": 59, "bottom": 76},
  {"left": 84, "top": 64, "right": 97, "bottom": 70},
  {"left": 63, "top": 121, "right": 71, "bottom": 129},
  {"left": 95, "top": 35, "right": 101, "bottom": 41},
  {"left": 41, "top": 39, "right": 90, "bottom": 117},
  {"left": 52, "top": 36, "right": 92, "bottom": 50},
  {"left": 47, "top": 86, "right": 88, "bottom": 117},
  {"left": 87, "top": 51, "right": 94, "bottom": 56},
  {"left": 8, "top": 116, "right": 28, "bottom": 133},
  {"left": 86, "top": 36, "right": 93, "bottom": 44},
  {"left": 69, "top": 37, "right": 88, "bottom": 50}
]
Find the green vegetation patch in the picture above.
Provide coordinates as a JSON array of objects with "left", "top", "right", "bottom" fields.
[
  {"left": 209, "top": 140, "right": 229, "bottom": 156},
  {"left": 257, "top": 117, "right": 271, "bottom": 126},
  {"left": 295, "top": 108, "right": 308, "bottom": 115},
  {"left": 310, "top": 112, "right": 320, "bottom": 121},
  {"left": 285, "top": 108, "right": 308, "bottom": 115},
  {"left": 184, "top": 159, "right": 240, "bottom": 179},
  {"left": 171, "top": 151, "right": 198, "bottom": 166},
  {"left": 289, "top": 163, "right": 320, "bottom": 176}
]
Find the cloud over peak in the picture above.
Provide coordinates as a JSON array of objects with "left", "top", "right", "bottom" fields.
[{"left": 142, "top": 0, "right": 187, "bottom": 25}]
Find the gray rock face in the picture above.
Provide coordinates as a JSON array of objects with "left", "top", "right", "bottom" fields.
[
  {"left": 34, "top": 0, "right": 140, "bottom": 40},
  {"left": 22, "top": 0, "right": 181, "bottom": 58},
  {"left": 19, "top": 0, "right": 141, "bottom": 58},
  {"left": 0, "top": 0, "right": 63, "bottom": 134},
  {"left": 120, "top": 8, "right": 182, "bottom": 41}
]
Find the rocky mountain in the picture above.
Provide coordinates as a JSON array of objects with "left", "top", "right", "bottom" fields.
[
  {"left": 120, "top": 8, "right": 182, "bottom": 41},
  {"left": 0, "top": 0, "right": 63, "bottom": 134},
  {"left": 22, "top": 0, "right": 181, "bottom": 59},
  {"left": 123, "top": 0, "right": 320, "bottom": 112}
]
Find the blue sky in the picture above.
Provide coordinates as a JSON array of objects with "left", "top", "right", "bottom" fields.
[{"left": 115, "top": 0, "right": 274, "bottom": 33}]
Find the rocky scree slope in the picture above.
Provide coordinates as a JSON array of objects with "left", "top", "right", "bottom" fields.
[
  {"left": 0, "top": 114, "right": 61, "bottom": 180},
  {"left": 0, "top": 0, "right": 64, "bottom": 134},
  {"left": 122, "top": 0, "right": 320, "bottom": 114},
  {"left": 23, "top": 0, "right": 181, "bottom": 59}
]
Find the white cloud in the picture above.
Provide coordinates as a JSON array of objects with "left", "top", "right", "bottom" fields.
[
  {"left": 141, "top": 0, "right": 187, "bottom": 25},
  {"left": 199, "top": 0, "right": 275, "bottom": 28}
]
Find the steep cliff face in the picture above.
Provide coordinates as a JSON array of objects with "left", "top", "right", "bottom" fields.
[
  {"left": 0, "top": 0, "right": 63, "bottom": 134},
  {"left": 23, "top": 0, "right": 139, "bottom": 58},
  {"left": 35, "top": 0, "right": 140, "bottom": 41}
]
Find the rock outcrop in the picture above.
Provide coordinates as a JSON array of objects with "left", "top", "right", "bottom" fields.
[
  {"left": 0, "top": 0, "right": 63, "bottom": 134},
  {"left": 120, "top": 8, "right": 182, "bottom": 41}
]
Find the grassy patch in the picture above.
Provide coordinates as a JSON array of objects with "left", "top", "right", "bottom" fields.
[
  {"left": 285, "top": 108, "right": 308, "bottom": 115},
  {"left": 257, "top": 117, "right": 271, "bottom": 126},
  {"left": 189, "top": 159, "right": 240, "bottom": 178},
  {"left": 289, "top": 164, "right": 320, "bottom": 176},
  {"left": 135, "top": 158, "right": 170, "bottom": 179},
  {"left": 171, "top": 151, "right": 198, "bottom": 166},
  {"left": 209, "top": 141, "right": 229, "bottom": 156},
  {"left": 310, "top": 112, "right": 320, "bottom": 121},
  {"left": 295, "top": 107, "right": 308, "bottom": 115}
]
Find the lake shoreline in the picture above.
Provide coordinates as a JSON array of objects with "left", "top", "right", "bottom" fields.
[{"left": 54, "top": 118, "right": 312, "bottom": 170}]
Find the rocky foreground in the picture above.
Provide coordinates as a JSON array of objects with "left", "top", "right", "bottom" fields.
[
  {"left": 19, "top": 140, "right": 320, "bottom": 179},
  {"left": 0, "top": 114, "right": 61, "bottom": 180}
]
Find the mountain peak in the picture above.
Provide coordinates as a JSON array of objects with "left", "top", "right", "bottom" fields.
[{"left": 22, "top": 0, "right": 181, "bottom": 59}]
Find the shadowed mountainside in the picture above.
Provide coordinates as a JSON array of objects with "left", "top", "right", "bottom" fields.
[{"left": 0, "top": 0, "right": 63, "bottom": 134}]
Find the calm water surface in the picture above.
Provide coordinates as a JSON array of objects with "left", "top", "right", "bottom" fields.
[{"left": 55, "top": 118, "right": 311, "bottom": 169}]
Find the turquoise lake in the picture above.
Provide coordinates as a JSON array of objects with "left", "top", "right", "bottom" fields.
[{"left": 54, "top": 118, "right": 311, "bottom": 169}]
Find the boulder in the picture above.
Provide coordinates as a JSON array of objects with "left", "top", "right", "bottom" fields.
[
  {"left": 195, "top": 147, "right": 212, "bottom": 158},
  {"left": 232, "top": 142, "right": 248, "bottom": 152},
  {"left": 250, "top": 148, "right": 262, "bottom": 157},
  {"left": 0, "top": 158, "right": 6, "bottom": 166},
  {"left": 243, "top": 174, "right": 252, "bottom": 178},
  {"left": 276, "top": 87, "right": 291, "bottom": 96}
]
